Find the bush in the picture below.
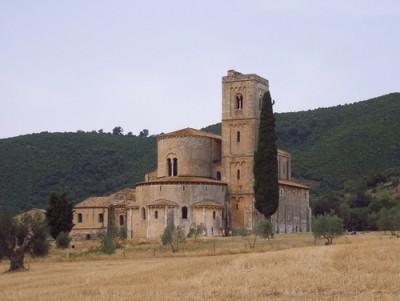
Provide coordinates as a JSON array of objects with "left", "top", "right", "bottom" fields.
[
  {"left": 98, "top": 230, "right": 116, "bottom": 254},
  {"left": 254, "top": 219, "right": 273, "bottom": 239},
  {"left": 56, "top": 231, "right": 71, "bottom": 249},
  {"left": 119, "top": 226, "right": 128, "bottom": 241}
]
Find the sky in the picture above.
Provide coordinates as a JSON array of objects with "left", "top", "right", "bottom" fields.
[{"left": 0, "top": 1, "right": 399, "bottom": 139}]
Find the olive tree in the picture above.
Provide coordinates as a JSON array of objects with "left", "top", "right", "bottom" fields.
[
  {"left": 0, "top": 212, "right": 49, "bottom": 271},
  {"left": 312, "top": 212, "right": 344, "bottom": 245},
  {"left": 161, "top": 225, "right": 186, "bottom": 252}
]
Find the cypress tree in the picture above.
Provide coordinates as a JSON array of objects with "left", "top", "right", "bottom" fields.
[
  {"left": 253, "top": 91, "right": 279, "bottom": 219},
  {"left": 46, "top": 192, "right": 75, "bottom": 239}
]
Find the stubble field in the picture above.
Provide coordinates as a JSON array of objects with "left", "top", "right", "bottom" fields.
[{"left": 1, "top": 232, "right": 399, "bottom": 301}]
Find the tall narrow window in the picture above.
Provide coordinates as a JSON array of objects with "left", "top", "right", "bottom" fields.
[
  {"left": 237, "top": 169, "right": 240, "bottom": 180},
  {"left": 98, "top": 213, "right": 104, "bottom": 223},
  {"left": 142, "top": 208, "right": 146, "bottom": 220},
  {"left": 167, "top": 158, "right": 172, "bottom": 176},
  {"left": 216, "top": 171, "right": 221, "bottom": 180},
  {"left": 155, "top": 210, "right": 158, "bottom": 219},
  {"left": 119, "top": 215, "right": 124, "bottom": 226},
  {"left": 78, "top": 213, "right": 83, "bottom": 223},
  {"left": 181, "top": 206, "right": 188, "bottom": 219},
  {"left": 173, "top": 158, "right": 178, "bottom": 176},
  {"left": 213, "top": 211, "right": 216, "bottom": 220},
  {"left": 236, "top": 94, "right": 243, "bottom": 109},
  {"left": 237, "top": 131, "right": 241, "bottom": 142}
]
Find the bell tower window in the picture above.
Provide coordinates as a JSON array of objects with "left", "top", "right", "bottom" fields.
[
  {"left": 237, "top": 131, "right": 241, "bottom": 142},
  {"left": 235, "top": 94, "right": 243, "bottom": 110}
]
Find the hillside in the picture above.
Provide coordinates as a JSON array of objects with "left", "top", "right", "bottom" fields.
[
  {"left": 1, "top": 93, "right": 399, "bottom": 213},
  {"left": 0, "top": 132, "right": 157, "bottom": 212}
]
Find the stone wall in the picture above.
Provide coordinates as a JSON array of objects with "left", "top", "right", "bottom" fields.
[{"left": 157, "top": 134, "right": 221, "bottom": 179}]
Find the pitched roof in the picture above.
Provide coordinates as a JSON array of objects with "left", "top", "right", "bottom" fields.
[
  {"left": 147, "top": 199, "right": 179, "bottom": 208},
  {"left": 158, "top": 127, "right": 221, "bottom": 140},
  {"left": 279, "top": 179, "right": 309, "bottom": 189},
  {"left": 75, "top": 197, "right": 111, "bottom": 208}
]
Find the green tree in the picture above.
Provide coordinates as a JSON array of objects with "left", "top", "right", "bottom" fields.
[
  {"left": 98, "top": 222, "right": 126, "bottom": 254},
  {"left": 139, "top": 129, "right": 149, "bottom": 138},
  {"left": 161, "top": 225, "right": 186, "bottom": 253},
  {"left": 98, "top": 230, "right": 117, "bottom": 254},
  {"left": 187, "top": 223, "right": 206, "bottom": 242},
  {"left": 312, "top": 212, "right": 344, "bottom": 245},
  {"left": 55, "top": 231, "right": 71, "bottom": 249},
  {"left": 0, "top": 212, "right": 49, "bottom": 271},
  {"left": 46, "top": 192, "right": 75, "bottom": 240},
  {"left": 378, "top": 206, "right": 400, "bottom": 236},
  {"left": 254, "top": 91, "right": 279, "bottom": 219},
  {"left": 254, "top": 218, "right": 273, "bottom": 240},
  {"left": 112, "top": 126, "right": 124, "bottom": 135},
  {"left": 240, "top": 218, "right": 273, "bottom": 249}
]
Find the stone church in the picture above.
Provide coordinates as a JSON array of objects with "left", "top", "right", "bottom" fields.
[{"left": 71, "top": 70, "right": 311, "bottom": 240}]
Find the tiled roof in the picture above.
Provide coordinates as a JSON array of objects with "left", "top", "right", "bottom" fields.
[
  {"left": 158, "top": 127, "right": 221, "bottom": 140},
  {"left": 75, "top": 197, "right": 111, "bottom": 208},
  {"left": 147, "top": 199, "right": 179, "bottom": 207},
  {"left": 279, "top": 179, "right": 309, "bottom": 189},
  {"left": 137, "top": 176, "right": 227, "bottom": 186}
]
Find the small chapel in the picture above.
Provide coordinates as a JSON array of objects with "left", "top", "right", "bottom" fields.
[{"left": 71, "top": 70, "right": 311, "bottom": 240}]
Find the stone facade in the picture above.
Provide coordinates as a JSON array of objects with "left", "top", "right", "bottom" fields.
[{"left": 71, "top": 70, "right": 311, "bottom": 240}]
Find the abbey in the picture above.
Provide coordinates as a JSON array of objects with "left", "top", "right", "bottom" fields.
[{"left": 71, "top": 70, "right": 311, "bottom": 240}]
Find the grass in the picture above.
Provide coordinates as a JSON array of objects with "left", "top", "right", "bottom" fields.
[{"left": 1, "top": 232, "right": 399, "bottom": 300}]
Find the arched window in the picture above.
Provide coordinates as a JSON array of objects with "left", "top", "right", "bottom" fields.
[
  {"left": 168, "top": 157, "right": 178, "bottom": 176},
  {"left": 213, "top": 211, "right": 216, "bottom": 220},
  {"left": 167, "top": 158, "right": 172, "bottom": 176},
  {"left": 173, "top": 158, "right": 178, "bottom": 176},
  {"left": 119, "top": 215, "right": 124, "bottom": 226},
  {"left": 237, "top": 131, "right": 241, "bottom": 142},
  {"left": 78, "top": 213, "right": 83, "bottom": 223},
  {"left": 216, "top": 171, "right": 221, "bottom": 180},
  {"left": 181, "top": 206, "right": 188, "bottom": 219},
  {"left": 142, "top": 208, "right": 146, "bottom": 220},
  {"left": 237, "top": 169, "right": 240, "bottom": 180},
  {"left": 235, "top": 94, "right": 243, "bottom": 109},
  {"left": 155, "top": 210, "right": 158, "bottom": 219}
]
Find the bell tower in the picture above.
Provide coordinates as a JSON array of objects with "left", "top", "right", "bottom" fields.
[{"left": 221, "top": 70, "right": 269, "bottom": 229}]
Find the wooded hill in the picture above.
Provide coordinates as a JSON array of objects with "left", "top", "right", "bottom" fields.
[{"left": 1, "top": 93, "right": 399, "bottom": 214}]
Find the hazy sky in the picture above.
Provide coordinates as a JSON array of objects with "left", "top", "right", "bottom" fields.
[{"left": 1, "top": 1, "right": 399, "bottom": 139}]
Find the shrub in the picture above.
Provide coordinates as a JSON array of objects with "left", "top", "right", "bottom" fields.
[
  {"left": 98, "top": 230, "right": 116, "bottom": 254},
  {"left": 56, "top": 231, "right": 71, "bottom": 249}
]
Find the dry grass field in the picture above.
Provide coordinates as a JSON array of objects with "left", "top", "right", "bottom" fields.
[{"left": 1, "top": 232, "right": 399, "bottom": 301}]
